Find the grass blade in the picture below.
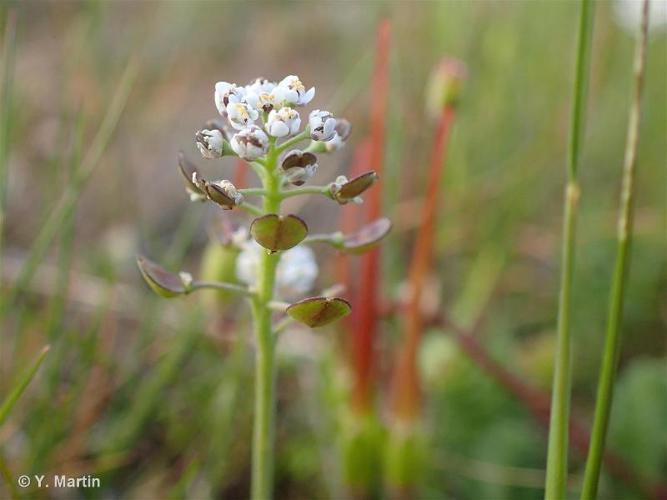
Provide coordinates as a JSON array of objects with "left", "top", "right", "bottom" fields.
[
  {"left": 0, "top": 345, "right": 50, "bottom": 427},
  {"left": 544, "top": 0, "right": 595, "bottom": 497},
  {"left": 580, "top": 1, "right": 651, "bottom": 497}
]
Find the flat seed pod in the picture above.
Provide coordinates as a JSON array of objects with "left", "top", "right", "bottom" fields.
[
  {"left": 250, "top": 214, "right": 308, "bottom": 251},
  {"left": 177, "top": 152, "right": 205, "bottom": 196},
  {"left": 205, "top": 182, "right": 240, "bottom": 209},
  {"left": 137, "top": 255, "right": 189, "bottom": 298},
  {"left": 287, "top": 297, "right": 351, "bottom": 328},
  {"left": 334, "top": 171, "right": 378, "bottom": 203},
  {"left": 342, "top": 217, "right": 392, "bottom": 254}
]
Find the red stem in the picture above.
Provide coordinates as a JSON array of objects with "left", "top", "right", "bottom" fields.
[{"left": 391, "top": 106, "right": 456, "bottom": 421}]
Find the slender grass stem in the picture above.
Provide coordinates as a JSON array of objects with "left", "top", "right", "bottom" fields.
[
  {"left": 0, "top": 9, "right": 17, "bottom": 301},
  {"left": 580, "top": 2, "right": 650, "bottom": 498},
  {"left": 544, "top": 0, "right": 595, "bottom": 497},
  {"left": 250, "top": 141, "right": 282, "bottom": 500},
  {"left": 0, "top": 345, "right": 49, "bottom": 427}
]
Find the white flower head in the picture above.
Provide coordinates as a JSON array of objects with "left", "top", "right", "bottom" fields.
[
  {"left": 309, "top": 110, "right": 337, "bottom": 142},
  {"left": 214, "top": 82, "right": 245, "bottom": 116},
  {"left": 230, "top": 126, "right": 269, "bottom": 161},
  {"left": 246, "top": 78, "right": 276, "bottom": 95},
  {"left": 266, "top": 107, "right": 301, "bottom": 138},
  {"left": 195, "top": 129, "right": 225, "bottom": 159},
  {"left": 325, "top": 119, "right": 352, "bottom": 152},
  {"left": 274, "top": 75, "right": 315, "bottom": 106},
  {"left": 226, "top": 101, "right": 260, "bottom": 130},
  {"left": 236, "top": 241, "right": 318, "bottom": 298}
]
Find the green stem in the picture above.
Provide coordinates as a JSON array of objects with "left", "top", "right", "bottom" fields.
[
  {"left": 279, "top": 185, "right": 331, "bottom": 200},
  {"left": 580, "top": 1, "right": 649, "bottom": 498},
  {"left": 275, "top": 129, "right": 310, "bottom": 154},
  {"left": 250, "top": 140, "right": 281, "bottom": 500},
  {"left": 544, "top": 0, "right": 594, "bottom": 497}
]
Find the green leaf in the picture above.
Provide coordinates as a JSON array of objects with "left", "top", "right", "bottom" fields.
[
  {"left": 287, "top": 297, "right": 351, "bottom": 328},
  {"left": 0, "top": 346, "right": 50, "bottom": 427},
  {"left": 342, "top": 217, "right": 392, "bottom": 254},
  {"left": 250, "top": 214, "right": 308, "bottom": 252},
  {"left": 137, "top": 255, "right": 191, "bottom": 298}
]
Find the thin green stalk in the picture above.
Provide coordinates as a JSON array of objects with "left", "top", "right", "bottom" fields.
[
  {"left": 250, "top": 141, "right": 282, "bottom": 500},
  {"left": 0, "top": 345, "right": 49, "bottom": 427},
  {"left": 1, "top": 54, "right": 140, "bottom": 318},
  {"left": 279, "top": 185, "right": 330, "bottom": 200},
  {"left": 580, "top": 1, "right": 650, "bottom": 498},
  {"left": 545, "top": 0, "right": 595, "bottom": 497},
  {"left": 0, "top": 8, "right": 17, "bottom": 296}
]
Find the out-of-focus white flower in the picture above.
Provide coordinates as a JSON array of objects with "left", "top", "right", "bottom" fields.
[
  {"left": 226, "top": 101, "right": 259, "bottom": 130},
  {"left": 266, "top": 107, "right": 301, "bottom": 138},
  {"left": 325, "top": 119, "right": 352, "bottom": 152},
  {"left": 309, "top": 110, "right": 337, "bottom": 141},
  {"left": 230, "top": 126, "right": 269, "bottom": 160},
  {"left": 614, "top": 0, "right": 667, "bottom": 34},
  {"left": 196, "top": 129, "right": 225, "bottom": 159},
  {"left": 274, "top": 75, "right": 315, "bottom": 106},
  {"left": 236, "top": 241, "right": 318, "bottom": 298},
  {"left": 214, "top": 82, "right": 245, "bottom": 116},
  {"left": 281, "top": 149, "right": 318, "bottom": 186}
]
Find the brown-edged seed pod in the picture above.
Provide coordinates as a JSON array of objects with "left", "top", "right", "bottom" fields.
[
  {"left": 342, "top": 217, "right": 392, "bottom": 254},
  {"left": 286, "top": 297, "right": 351, "bottom": 328},
  {"left": 281, "top": 150, "right": 318, "bottom": 186},
  {"left": 250, "top": 214, "right": 308, "bottom": 252},
  {"left": 137, "top": 255, "right": 192, "bottom": 298},
  {"left": 178, "top": 152, "right": 206, "bottom": 200},
  {"left": 204, "top": 180, "right": 244, "bottom": 210},
  {"left": 331, "top": 171, "right": 379, "bottom": 204}
]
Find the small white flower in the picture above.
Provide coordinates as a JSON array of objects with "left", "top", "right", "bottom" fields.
[
  {"left": 195, "top": 129, "right": 225, "bottom": 159},
  {"left": 325, "top": 119, "right": 352, "bottom": 152},
  {"left": 274, "top": 75, "right": 315, "bottom": 106},
  {"left": 236, "top": 241, "right": 318, "bottom": 298},
  {"left": 230, "top": 126, "right": 269, "bottom": 161},
  {"left": 246, "top": 78, "right": 276, "bottom": 95},
  {"left": 226, "top": 101, "right": 259, "bottom": 130},
  {"left": 214, "top": 82, "right": 245, "bottom": 116},
  {"left": 179, "top": 271, "right": 193, "bottom": 289},
  {"left": 309, "top": 110, "right": 337, "bottom": 141},
  {"left": 266, "top": 107, "right": 301, "bottom": 138}
]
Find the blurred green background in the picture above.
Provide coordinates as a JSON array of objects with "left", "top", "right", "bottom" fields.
[{"left": 0, "top": 1, "right": 665, "bottom": 499}]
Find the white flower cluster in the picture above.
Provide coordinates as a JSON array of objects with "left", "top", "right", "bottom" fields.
[
  {"left": 195, "top": 75, "right": 349, "bottom": 164},
  {"left": 236, "top": 238, "right": 319, "bottom": 299}
]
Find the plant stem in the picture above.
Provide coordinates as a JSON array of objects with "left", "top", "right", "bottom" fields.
[
  {"left": 545, "top": 0, "right": 594, "bottom": 497},
  {"left": 250, "top": 141, "right": 281, "bottom": 500},
  {"left": 278, "top": 185, "right": 330, "bottom": 200},
  {"left": 580, "top": 2, "right": 649, "bottom": 498},
  {"left": 275, "top": 130, "right": 309, "bottom": 154}
]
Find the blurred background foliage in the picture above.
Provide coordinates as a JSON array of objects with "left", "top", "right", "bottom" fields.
[{"left": 0, "top": 1, "right": 665, "bottom": 499}]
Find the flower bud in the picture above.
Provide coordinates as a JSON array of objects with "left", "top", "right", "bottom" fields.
[
  {"left": 325, "top": 119, "right": 352, "bottom": 152},
  {"left": 204, "top": 180, "right": 244, "bottom": 210},
  {"left": 246, "top": 77, "right": 276, "bottom": 95},
  {"left": 426, "top": 58, "right": 467, "bottom": 117},
  {"left": 309, "top": 110, "right": 337, "bottom": 142},
  {"left": 280, "top": 149, "right": 318, "bottom": 186},
  {"left": 230, "top": 126, "right": 269, "bottom": 161},
  {"left": 274, "top": 75, "right": 315, "bottom": 106},
  {"left": 266, "top": 107, "right": 301, "bottom": 138},
  {"left": 214, "top": 81, "right": 244, "bottom": 116},
  {"left": 226, "top": 101, "right": 259, "bottom": 130},
  {"left": 195, "top": 129, "right": 226, "bottom": 159}
]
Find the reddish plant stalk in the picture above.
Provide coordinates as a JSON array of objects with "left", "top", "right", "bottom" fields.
[
  {"left": 349, "top": 20, "right": 391, "bottom": 415},
  {"left": 391, "top": 106, "right": 456, "bottom": 421}
]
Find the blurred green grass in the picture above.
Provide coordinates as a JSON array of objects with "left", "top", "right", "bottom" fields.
[{"left": 0, "top": 1, "right": 665, "bottom": 499}]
